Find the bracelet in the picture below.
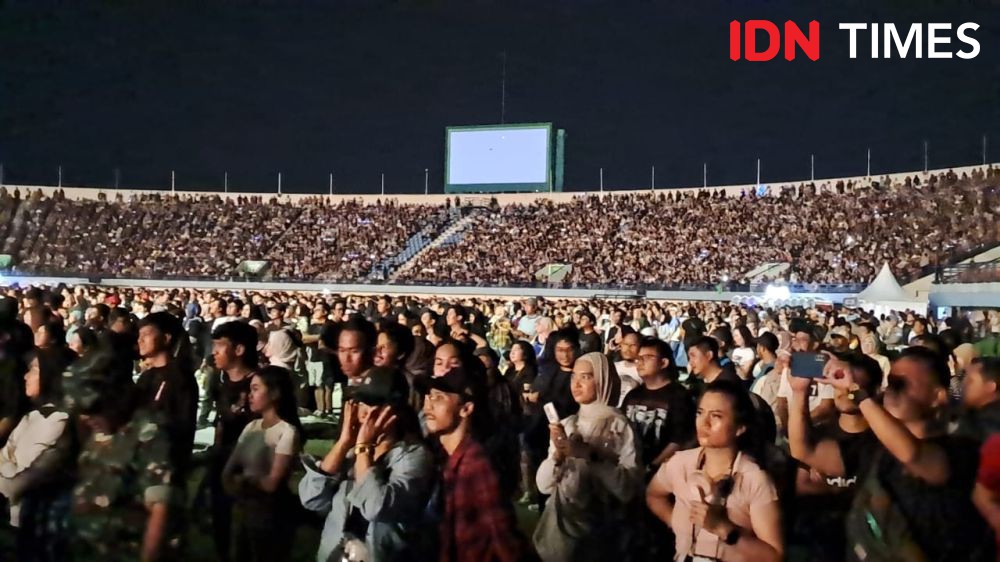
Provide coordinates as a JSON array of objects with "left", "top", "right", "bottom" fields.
[
  {"left": 847, "top": 384, "right": 870, "bottom": 406},
  {"left": 354, "top": 443, "right": 374, "bottom": 456}
]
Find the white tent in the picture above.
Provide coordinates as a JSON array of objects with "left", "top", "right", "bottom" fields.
[{"left": 856, "top": 263, "right": 926, "bottom": 315}]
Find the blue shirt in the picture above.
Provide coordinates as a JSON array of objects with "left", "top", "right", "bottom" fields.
[{"left": 299, "top": 440, "right": 435, "bottom": 562}]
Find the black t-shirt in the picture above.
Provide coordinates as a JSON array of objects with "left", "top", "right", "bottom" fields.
[
  {"left": 621, "top": 382, "right": 695, "bottom": 471},
  {"left": 306, "top": 320, "right": 334, "bottom": 363},
  {"left": 794, "top": 425, "right": 878, "bottom": 555},
  {"left": 840, "top": 433, "right": 994, "bottom": 562},
  {"left": 215, "top": 371, "right": 257, "bottom": 451},
  {"left": 133, "top": 362, "right": 198, "bottom": 476},
  {"left": 578, "top": 331, "right": 603, "bottom": 355},
  {"left": 681, "top": 317, "right": 706, "bottom": 349}
]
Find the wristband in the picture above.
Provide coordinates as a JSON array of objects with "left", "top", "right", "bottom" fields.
[{"left": 847, "top": 384, "right": 870, "bottom": 406}]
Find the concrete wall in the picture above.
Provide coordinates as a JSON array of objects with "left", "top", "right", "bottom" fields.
[
  {"left": 2, "top": 163, "right": 993, "bottom": 207},
  {"left": 0, "top": 273, "right": 858, "bottom": 303}
]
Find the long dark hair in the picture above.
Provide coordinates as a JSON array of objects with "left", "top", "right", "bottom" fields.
[
  {"left": 508, "top": 340, "right": 538, "bottom": 373},
  {"left": 701, "top": 380, "right": 766, "bottom": 462},
  {"left": 254, "top": 366, "right": 304, "bottom": 436}
]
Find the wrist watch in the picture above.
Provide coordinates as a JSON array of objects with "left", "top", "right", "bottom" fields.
[
  {"left": 847, "top": 384, "right": 870, "bottom": 406},
  {"left": 723, "top": 526, "right": 741, "bottom": 546},
  {"left": 354, "top": 443, "right": 374, "bottom": 457}
]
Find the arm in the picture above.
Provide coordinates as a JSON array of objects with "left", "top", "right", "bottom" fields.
[
  {"left": 857, "top": 397, "right": 949, "bottom": 484},
  {"left": 346, "top": 445, "right": 435, "bottom": 522},
  {"left": 253, "top": 453, "right": 294, "bottom": 494},
  {"left": 221, "top": 438, "right": 243, "bottom": 494},
  {"left": 735, "top": 500, "right": 784, "bottom": 562},
  {"left": 809, "top": 399, "right": 837, "bottom": 426},
  {"left": 138, "top": 420, "right": 174, "bottom": 562},
  {"left": 0, "top": 417, "right": 16, "bottom": 446},
  {"left": 973, "top": 483, "right": 1000, "bottom": 534},
  {"left": 645, "top": 464, "right": 675, "bottom": 527},
  {"left": 820, "top": 370, "right": 950, "bottom": 485},
  {"left": 786, "top": 384, "right": 846, "bottom": 477},
  {"left": 141, "top": 502, "right": 169, "bottom": 562}
]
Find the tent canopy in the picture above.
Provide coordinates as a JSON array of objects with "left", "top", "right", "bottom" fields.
[{"left": 856, "top": 263, "right": 925, "bottom": 314}]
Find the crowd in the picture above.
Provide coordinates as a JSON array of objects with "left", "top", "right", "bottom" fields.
[
  {"left": 263, "top": 198, "right": 451, "bottom": 282},
  {"left": 2, "top": 165, "right": 999, "bottom": 288},
  {"left": 2, "top": 284, "right": 1000, "bottom": 561},
  {"left": 399, "top": 166, "right": 1000, "bottom": 287},
  {"left": 1, "top": 190, "right": 449, "bottom": 282}
]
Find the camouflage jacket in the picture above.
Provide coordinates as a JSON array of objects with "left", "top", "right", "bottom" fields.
[{"left": 72, "top": 410, "right": 173, "bottom": 557}]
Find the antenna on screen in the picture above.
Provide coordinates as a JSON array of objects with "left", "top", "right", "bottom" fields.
[{"left": 500, "top": 51, "right": 507, "bottom": 124}]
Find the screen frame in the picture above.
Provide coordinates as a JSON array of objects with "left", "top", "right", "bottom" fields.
[{"left": 445, "top": 122, "right": 553, "bottom": 193}]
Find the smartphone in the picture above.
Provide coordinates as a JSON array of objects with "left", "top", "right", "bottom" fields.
[
  {"left": 791, "top": 352, "right": 828, "bottom": 378},
  {"left": 543, "top": 402, "right": 560, "bottom": 424}
]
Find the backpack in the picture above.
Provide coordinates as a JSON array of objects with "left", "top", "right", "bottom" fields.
[{"left": 845, "top": 452, "right": 928, "bottom": 562}]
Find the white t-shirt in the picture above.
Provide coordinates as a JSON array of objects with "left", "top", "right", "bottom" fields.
[
  {"left": 232, "top": 419, "right": 301, "bottom": 479},
  {"left": 518, "top": 314, "right": 541, "bottom": 340},
  {"left": 776, "top": 369, "right": 835, "bottom": 411},
  {"left": 614, "top": 361, "right": 642, "bottom": 407}
]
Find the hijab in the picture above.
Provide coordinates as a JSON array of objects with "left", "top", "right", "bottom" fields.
[
  {"left": 575, "top": 351, "right": 621, "bottom": 425},
  {"left": 266, "top": 328, "right": 299, "bottom": 370}
]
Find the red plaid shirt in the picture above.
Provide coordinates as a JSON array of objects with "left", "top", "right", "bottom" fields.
[{"left": 439, "top": 436, "right": 532, "bottom": 562}]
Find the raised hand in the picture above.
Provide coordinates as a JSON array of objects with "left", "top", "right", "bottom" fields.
[{"left": 357, "top": 406, "right": 398, "bottom": 446}]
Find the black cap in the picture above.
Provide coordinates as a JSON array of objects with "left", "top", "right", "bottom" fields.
[
  {"left": 346, "top": 367, "right": 410, "bottom": 406},
  {"left": 416, "top": 367, "right": 485, "bottom": 402}
]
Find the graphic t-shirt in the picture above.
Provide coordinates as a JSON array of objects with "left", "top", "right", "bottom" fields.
[{"left": 621, "top": 382, "right": 695, "bottom": 471}]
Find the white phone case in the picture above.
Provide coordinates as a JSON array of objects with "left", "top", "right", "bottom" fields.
[{"left": 543, "top": 402, "right": 560, "bottom": 424}]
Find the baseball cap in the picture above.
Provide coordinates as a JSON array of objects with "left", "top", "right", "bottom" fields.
[
  {"left": 416, "top": 367, "right": 486, "bottom": 402},
  {"left": 346, "top": 367, "right": 410, "bottom": 406}
]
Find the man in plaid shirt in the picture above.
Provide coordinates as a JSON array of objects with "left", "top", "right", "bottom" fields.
[{"left": 421, "top": 366, "right": 534, "bottom": 562}]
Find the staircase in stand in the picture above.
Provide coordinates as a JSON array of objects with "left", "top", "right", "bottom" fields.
[{"left": 386, "top": 207, "right": 481, "bottom": 282}]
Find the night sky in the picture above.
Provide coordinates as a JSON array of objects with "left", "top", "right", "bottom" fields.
[{"left": 0, "top": 0, "right": 998, "bottom": 194}]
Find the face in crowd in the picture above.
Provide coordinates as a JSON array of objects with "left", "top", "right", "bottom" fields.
[
  {"left": 620, "top": 333, "right": 640, "bottom": 362},
  {"left": 338, "top": 329, "right": 368, "bottom": 380},
  {"left": 570, "top": 357, "right": 598, "bottom": 405},
  {"left": 696, "top": 390, "right": 745, "bottom": 449},
  {"left": 423, "top": 388, "right": 473, "bottom": 436},
  {"left": 433, "top": 342, "right": 462, "bottom": 377}
]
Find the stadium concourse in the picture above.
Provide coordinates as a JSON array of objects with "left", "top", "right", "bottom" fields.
[{"left": 3, "top": 164, "right": 1000, "bottom": 562}]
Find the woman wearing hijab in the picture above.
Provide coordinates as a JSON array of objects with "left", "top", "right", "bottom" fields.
[{"left": 533, "top": 352, "right": 642, "bottom": 562}]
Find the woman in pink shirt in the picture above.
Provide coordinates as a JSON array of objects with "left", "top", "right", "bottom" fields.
[{"left": 646, "top": 380, "right": 783, "bottom": 562}]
